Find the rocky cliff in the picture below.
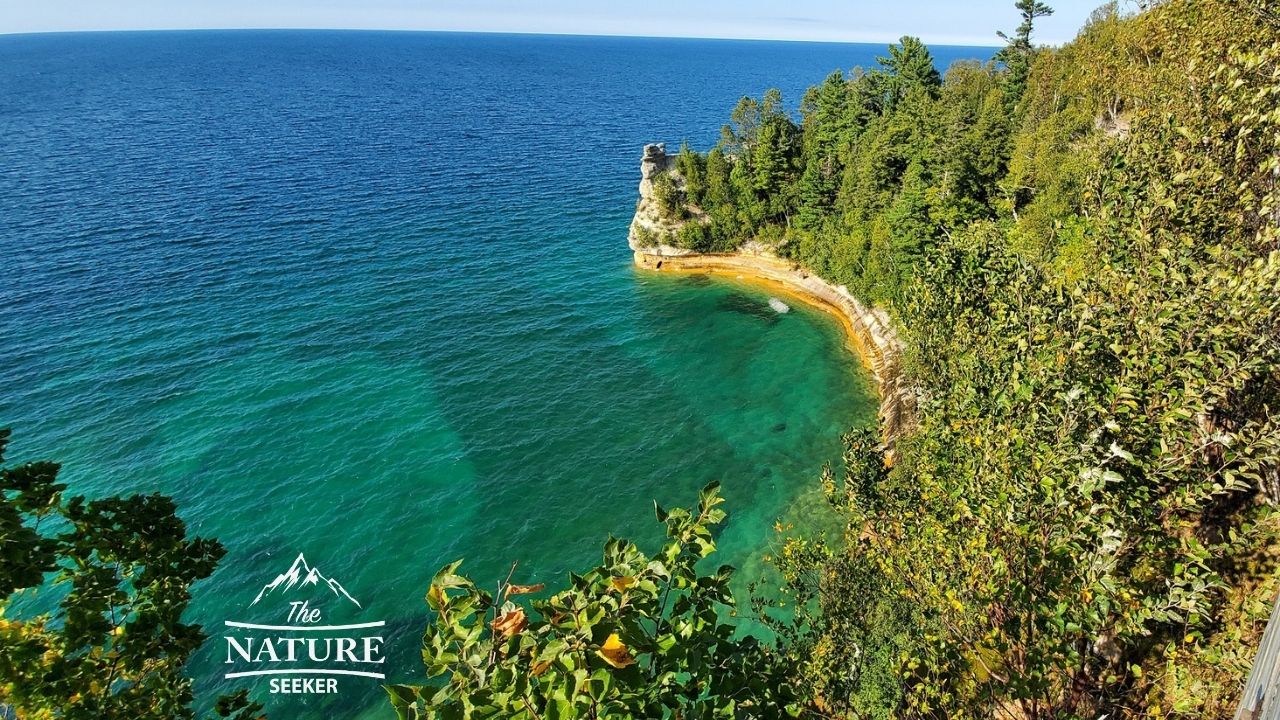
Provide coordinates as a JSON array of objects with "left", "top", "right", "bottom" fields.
[
  {"left": 627, "top": 144, "right": 916, "bottom": 455},
  {"left": 627, "top": 143, "right": 704, "bottom": 256}
]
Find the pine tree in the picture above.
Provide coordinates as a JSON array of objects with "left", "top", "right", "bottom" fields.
[
  {"left": 997, "top": 0, "right": 1054, "bottom": 108},
  {"left": 753, "top": 120, "right": 789, "bottom": 196},
  {"left": 676, "top": 141, "right": 707, "bottom": 207},
  {"left": 704, "top": 147, "right": 732, "bottom": 208},
  {"left": 878, "top": 36, "right": 943, "bottom": 110}
]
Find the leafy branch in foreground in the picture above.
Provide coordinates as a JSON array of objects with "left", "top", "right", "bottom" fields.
[
  {"left": 387, "top": 482, "right": 803, "bottom": 719},
  {"left": 0, "top": 427, "right": 263, "bottom": 720}
]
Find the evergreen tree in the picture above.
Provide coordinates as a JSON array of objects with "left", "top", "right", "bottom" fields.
[
  {"left": 752, "top": 120, "right": 790, "bottom": 196},
  {"left": 675, "top": 141, "right": 706, "bottom": 207},
  {"left": 704, "top": 147, "right": 732, "bottom": 208},
  {"left": 877, "top": 36, "right": 943, "bottom": 110},
  {"left": 721, "top": 95, "right": 762, "bottom": 155},
  {"left": 795, "top": 155, "right": 835, "bottom": 230},
  {"left": 996, "top": 0, "right": 1054, "bottom": 107}
]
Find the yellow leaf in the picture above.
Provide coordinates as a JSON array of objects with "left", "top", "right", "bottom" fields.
[
  {"left": 531, "top": 660, "right": 553, "bottom": 677},
  {"left": 505, "top": 583, "right": 545, "bottom": 598},
  {"left": 492, "top": 608, "right": 528, "bottom": 638},
  {"left": 596, "top": 633, "right": 636, "bottom": 669},
  {"left": 610, "top": 576, "right": 637, "bottom": 592}
]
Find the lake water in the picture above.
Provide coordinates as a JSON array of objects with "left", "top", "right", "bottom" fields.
[{"left": 0, "top": 30, "right": 990, "bottom": 716}]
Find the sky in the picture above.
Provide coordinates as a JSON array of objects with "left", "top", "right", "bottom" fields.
[{"left": 0, "top": 0, "right": 1116, "bottom": 46}]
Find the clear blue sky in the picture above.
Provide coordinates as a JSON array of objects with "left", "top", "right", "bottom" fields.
[{"left": 1, "top": 0, "right": 1113, "bottom": 46}]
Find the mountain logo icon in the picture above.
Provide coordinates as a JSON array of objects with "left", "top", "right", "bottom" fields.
[{"left": 251, "top": 553, "right": 362, "bottom": 609}]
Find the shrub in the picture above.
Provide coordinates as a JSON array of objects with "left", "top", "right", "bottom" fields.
[{"left": 386, "top": 483, "right": 803, "bottom": 719}]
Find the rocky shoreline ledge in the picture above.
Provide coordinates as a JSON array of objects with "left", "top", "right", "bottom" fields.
[{"left": 628, "top": 143, "right": 916, "bottom": 455}]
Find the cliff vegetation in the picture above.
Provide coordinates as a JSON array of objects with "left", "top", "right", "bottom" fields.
[{"left": 400, "top": 0, "right": 1280, "bottom": 717}]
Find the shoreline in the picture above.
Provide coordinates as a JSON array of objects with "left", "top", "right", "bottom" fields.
[{"left": 631, "top": 247, "right": 915, "bottom": 457}]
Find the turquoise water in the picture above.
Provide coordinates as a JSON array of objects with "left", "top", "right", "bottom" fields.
[{"left": 0, "top": 31, "right": 989, "bottom": 716}]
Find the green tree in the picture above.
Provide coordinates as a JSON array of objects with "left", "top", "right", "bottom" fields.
[
  {"left": 703, "top": 147, "right": 733, "bottom": 210},
  {"left": 997, "top": 0, "right": 1054, "bottom": 107},
  {"left": 931, "top": 62, "right": 1008, "bottom": 227},
  {"left": 675, "top": 222, "right": 711, "bottom": 252},
  {"left": 795, "top": 71, "right": 853, "bottom": 230},
  {"left": 674, "top": 142, "right": 706, "bottom": 207},
  {"left": 650, "top": 171, "right": 683, "bottom": 219},
  {"left": 883, "top": 158, "right": 935, "bottom": 291},
  {"left": 0, "top": 428, "right": 263, "bottom": 720},
  {"left": 799, "top": 70, "right": 853, "bottom": 152},
  {"left": 720, "top": 95, "right": 761, "bottom": 156},
  {"left": 729, "top": 155, "right": 765, "bottom": 231},
  {"left": 794, "top": 157, "right": 835, "bottom": 230},
  {"left": 751, "top": 119, "right": 792, "bottom": 199},
  {"left": 877, "top": 36, "right": 943, "bottom": 110}
]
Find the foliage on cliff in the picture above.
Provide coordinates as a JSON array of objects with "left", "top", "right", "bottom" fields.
[
  {"left": 758, "top": 0, "right": 1280, "bottom": 717},
  {"left": 407, "top": 0, "right": 1279, "bottom": 717}
]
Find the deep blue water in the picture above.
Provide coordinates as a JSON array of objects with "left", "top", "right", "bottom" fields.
[{"left": 0, "top": 31, "right": 992, "bottom": 717}]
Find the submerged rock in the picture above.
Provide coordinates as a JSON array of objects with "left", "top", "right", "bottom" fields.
[
  {"left": 717, "top": 293, "right": 779, "bottom": 322},
  {"left": 768, "top": 297, "right": 790, "bottom": 314}
]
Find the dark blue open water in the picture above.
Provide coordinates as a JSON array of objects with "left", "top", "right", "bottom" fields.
[{"left": 0, "top": 31, "right": 991, "bottom": 717}]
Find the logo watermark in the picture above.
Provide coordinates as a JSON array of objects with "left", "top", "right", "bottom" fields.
[{"left": 223, "top": 553, "right": 386, "bottom": 695}]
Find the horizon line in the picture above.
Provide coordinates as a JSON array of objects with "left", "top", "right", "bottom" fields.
[{"left": 0, "top": 26, "right": 1012, "bottom": 49}]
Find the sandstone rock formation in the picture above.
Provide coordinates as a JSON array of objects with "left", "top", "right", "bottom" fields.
[{"left": 628, "top": 143, "right": 699, "bottom": 256}]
